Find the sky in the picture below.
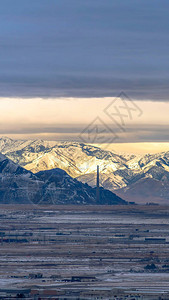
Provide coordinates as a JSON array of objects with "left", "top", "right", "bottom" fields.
[{"left": 0, "top": 0, "right": 169, "bottom": 144}]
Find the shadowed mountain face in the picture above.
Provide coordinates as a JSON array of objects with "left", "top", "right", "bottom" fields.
[
  {"left": 116, "top": 177, "right": 169, "bottom": 205},
  {"left": 0, "top": 152, "right": 126, "bottom": 205},
  {"left": 0, "top": 153, "right": 40, "bottom": 204},
  {"left": 2, "top": 137, "right": 169, "bottom": 204},
  {"left": 35, "top": 168, "right": 126, "bottom": 205}
]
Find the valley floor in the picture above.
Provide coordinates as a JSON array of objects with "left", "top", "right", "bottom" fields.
[{"left": 0, "top": 205, "right": 169, "bottom": 299}]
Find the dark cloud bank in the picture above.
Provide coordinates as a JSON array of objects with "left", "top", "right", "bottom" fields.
[{"left": 0, "top": 0, "right": 169, "bottom": 100}]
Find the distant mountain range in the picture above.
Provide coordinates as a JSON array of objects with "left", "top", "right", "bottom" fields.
[
  {"left": 0, "top": 150, "right": 126, "bottom": 205},
  {"left": 1, "top": 137, "right": 169, "bottom": 204}
]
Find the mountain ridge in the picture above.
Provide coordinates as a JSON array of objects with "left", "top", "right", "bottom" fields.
[
  {"left": 0, "top": 149, "right": 126, "bottom": 205},
  {"left": 1, "top": 137, "right": 169, "bottom": 204}
]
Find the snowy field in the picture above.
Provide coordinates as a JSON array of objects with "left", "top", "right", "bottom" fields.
[{"left": 0, "top": 205, "right": 169, "bottom": 299}]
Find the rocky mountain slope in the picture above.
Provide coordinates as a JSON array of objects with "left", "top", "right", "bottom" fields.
[
  {"left": 1, "top": 137, "right": 169, "bottom": 203},
  {"left": 0, "top": 150, "right": 126, "bottom": 205},
  {"left": 0, "top": 152, "right": 41, "bottom": 204},
  {"left": 35, "top": 168, "right": 126, "bottom": 205}
]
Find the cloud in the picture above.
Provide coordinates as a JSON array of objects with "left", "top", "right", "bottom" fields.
[
  {"left": 0, "top": 0, "right": 169, "bottom": 99},
  {"left": 0, "top": 78, "right": 169, "bottom": 100},
  {"left": 0, "top": 97, "right": 169, "bottom": 142}
]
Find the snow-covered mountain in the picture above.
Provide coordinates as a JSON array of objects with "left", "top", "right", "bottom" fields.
[
  {"left": 1, "top": 137, "right": 169, "bottom": 204},
  {"left": 0, "top": 137, "right": 135, "bottom": 189},
  {"left": 116, "top": 151, "right": 169, "bottom": 204},
  {"left": 0, "top": 150, "right": 126, "bottom": 205}
]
